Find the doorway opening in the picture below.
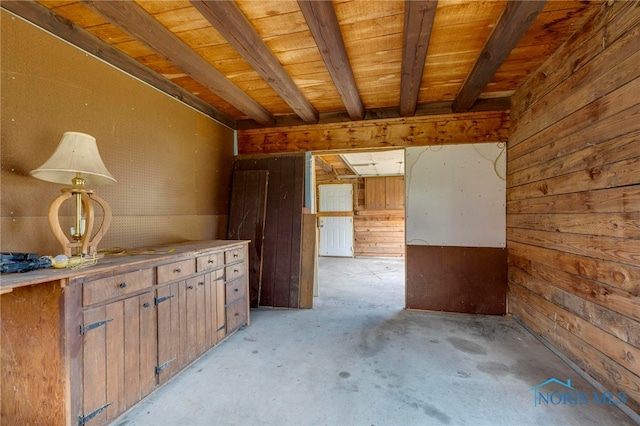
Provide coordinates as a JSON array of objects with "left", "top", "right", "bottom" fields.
[{"left": 310, "top": 150, "right": 406, "bottom": 303}]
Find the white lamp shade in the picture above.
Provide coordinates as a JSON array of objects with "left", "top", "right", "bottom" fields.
[{"left": 30, "top": 132, "right": 116, "bottom": 186}]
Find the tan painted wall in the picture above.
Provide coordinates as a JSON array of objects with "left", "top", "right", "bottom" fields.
[
  {"left": 1, "top": 12, "right": 235, "bottom": 256},
  {"left": 507, "top": 1, "right": 640, "bottom": 414}
]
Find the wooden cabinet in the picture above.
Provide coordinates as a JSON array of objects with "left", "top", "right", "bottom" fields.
[
  {"left": 0, "top": 240, "right": 249, "bottom": 426},
  {"left": 224, "top": 246, "right": 248, "bottom": 334},
  {"left": 79, "top": 266, "right": 157, "bottom": 425},
  {"left": 81, "top": 291, "right": 156, "bottom": 425},
  {"left": 156, "top": 258, "right": 228, "bottom": 383}
]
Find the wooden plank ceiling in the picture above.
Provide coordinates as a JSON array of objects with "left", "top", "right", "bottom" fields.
[{"left": 3, "top": 0, "right": 600, "bottom": 130}]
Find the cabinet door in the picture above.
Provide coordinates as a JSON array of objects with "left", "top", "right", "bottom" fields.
[
  {"left": 182, "top": 277, "right": 199, "bottom": 363},
  {"left": 156, "top": 282, "right": 180, "bottom": 384},
  {"left": 82, "top": 292, "right": 155, "bottom": 425},
  {"left": 205, "top": 270, "right": 226, "bottom": 346},
  {"left": 193, "top": 271, "right": 225, "bottom": 355},
  {"left": 194, "top": 275, "right": 208, "bottom": 356}
]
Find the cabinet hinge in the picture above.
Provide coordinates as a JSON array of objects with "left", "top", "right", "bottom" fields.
[
  {"left": 155, "top": 359, "right": 175, "bottom": 374},
  {"left": 79, "top": 402, "right": 112, "bottom": 425},
  {"left": 155, "top": 294, "right": 175, "bottom": 305},
  {"left": 80, "top": 319, "right": 112, "bottom": 336}
]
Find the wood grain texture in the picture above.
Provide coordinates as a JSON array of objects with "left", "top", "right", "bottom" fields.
[
  {"left": 400, "top": 0, "right": 437, "bottom": 117},
  {"left": 507, "top": 0, "right": 640, "bottom": 413},
  {"left": 227, "top": 170, "right": 269, "bottom": 308},
  {"left": 300, "top": 213, "right": 317, "bottom": 308},
  {"left": 298, "top": 0, "right": 363, "bottom": 120},
  {"left": 238, "top": 110, "right": 509, "bottom": 154},
  {"left": 82, "top": 0, "right": 275, "bottom": 126},
  {"left": 315, "top": 163, "right": 405, "bottom": 258},
  {"left": 452, "top": 0, "right": 546, "bottom": 112},
  {"left": 1, "top": 281, "right": 66, "bottom": 425},
  {"left": 192, "top": 0, "right": 318, "bottom": 123},
  {"left": 233, "top": 155, "right": 305, "bottom": 308}
]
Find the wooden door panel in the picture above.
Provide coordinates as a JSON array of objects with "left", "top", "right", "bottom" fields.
[
  {"left": 195, "top": 276, "right": 207, "bottom": 356},
  {"left": 123, "top": 297, "right": 141, "bottom": 408},
  {"left": 203, "top": 272, "right": 214, "bottom": 348},
  {"left": 156, "top": 283, "right": 179, "bottom": 384},
  {"left": 138, "top": 292, "right": 156, "bottom": 397},
  {"left": 104, "top": 301, "right": 124, "bottom": 422},
  {"left": 227, "top": 169, "right": 268, "bottom": 308},
  {"left": 215, "top": 275, "right": 226, "bottom": 341},
  {"left": 82, "top": 306, "right": 108, "bottom": 426},
  {"left": 365, "top": 177, "right": 386, "bottom": 209},
  {"left": 234, "top": 155, "right": 304, "bottom": 308},
  {"left": 184, "top": 278, "right": 198, "bottom": 362}
]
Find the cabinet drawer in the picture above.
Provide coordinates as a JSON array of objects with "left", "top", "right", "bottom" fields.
[
  {"left": 157, "top": 259, "right": 195, "bottom": 284},
  {"left": 225, "top": 277, "right": 246, "bottom": 305},
  {"left": 226, "top": 299, "right": 247, "bottom": 333},
  {"left": 224, "top": 247, "right": 245, "bottom": 263},
  {"left": 83, "top": 269, "right": 153, "bottom": 306},
  {"left": 196, "top": 252, "right": 224, "bottom": 272},
  {"left": 225, "top": 261, "right": 245, "bottom": 281}
]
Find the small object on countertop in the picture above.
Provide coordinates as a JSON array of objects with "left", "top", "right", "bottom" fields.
[{"left": 51, "top": 254, "right": 69, "bottom": 269}]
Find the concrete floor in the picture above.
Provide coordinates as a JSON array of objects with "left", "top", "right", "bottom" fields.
[{"left": 115, "top": 257, "right": 637, "bottom": 426}]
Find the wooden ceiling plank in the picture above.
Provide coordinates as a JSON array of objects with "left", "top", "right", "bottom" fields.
[
  {"left": 452, "top": 0, "right": 546, "bottom": 113},
  {"left": 81, "top": 0, "right": 276, "bottom": 127},
  {"left": 298, "top": 0, "right": 365, "bottom": 121},
  {"left": 190, "top": 0, "right": 318, "bottom": 124},
  {"left": 0, "top": 0, "right": 235, "bottom": 128},
  {"left": 400, "top": 0, "right": 438, "bottom": 117}
]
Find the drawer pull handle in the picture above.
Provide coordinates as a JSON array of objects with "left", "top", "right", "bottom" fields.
[
  {"left": 234, "top": 269, "right": 239, "bottom": 273},
  {"left": 143, "top": 302, "right": 150, "bottom": 308},
  {"left": 119, "top": 282, "right": 127, "bottom": 288},
  {"left": 233, "top": 253, "right": 238, "bottom": 258},
  {"left": 235, "top": 312, "right": 240, "bottom": 317},
  {"left": 234, "top": 288, "right": 239, "bottom": 292},
  {"left": 198, "top": 281, "right": 205, "bottom": 286},
  {"left": 188, "top": 285, "right": 194, "bottom": 290},
  {"left": 208, "top": 260, "right": 214, "bottom": 264},
  {"left": 174, "top": 268, "right": 182, "bottom": 273}
]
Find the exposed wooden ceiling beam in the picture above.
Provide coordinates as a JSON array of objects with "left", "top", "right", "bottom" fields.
[
  {"left": 191, "top": 0, "right": 318, "bottom": 124},
  {"left": 81, "top": 0, "right": 276, "bottom": 127},
  {"left": 314, "top": 156, "right": 334, "bottom": 174},
  {"left": 236, "top": 97, "right": 510, "bottom": 130},
  {"left": 298, "top": 0, "right": 365, "bottom": 121},
  {"left": 0, "top": 1, "right": 236, "bottom": 129},
  {"left": 400, "top": 0, "right": 438, "bottom": 117},
  {"left": 452, "top": 0, "right": 546, "bottom": 113}
]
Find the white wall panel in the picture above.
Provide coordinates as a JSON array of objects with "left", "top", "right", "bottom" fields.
[{"left": 405, "top": 143, "right": 506, "bottom": 248}]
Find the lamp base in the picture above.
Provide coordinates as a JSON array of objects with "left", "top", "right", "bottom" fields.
[{"left": 48, "top": 188, "right": 113, "bottom": 257}]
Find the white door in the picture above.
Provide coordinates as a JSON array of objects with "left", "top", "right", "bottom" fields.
[
  {"left": 319, "top": 217, "right": 353, "bottom": 257},
  {"left": 319, "top": 184, "right": 353, "bottom": 212},
  {"left": 318, "top": 184, "right": 354, "bottom": 256}
]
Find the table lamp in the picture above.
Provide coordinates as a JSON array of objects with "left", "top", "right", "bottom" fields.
[{"left": 30, "top": 132, "right": 116, "bottom": 257}]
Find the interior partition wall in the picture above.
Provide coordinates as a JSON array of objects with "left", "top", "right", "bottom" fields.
[{"left": 405, "top": 143, "right": 507, "bottom": 314}]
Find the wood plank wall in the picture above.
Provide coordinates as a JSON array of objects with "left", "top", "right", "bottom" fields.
[
  {"left": 507, "top": 1, "right": 640, "bottom": 414},
  {"left": 314, "top": 167, "right": 405, "bottom": 258},
  {"left": 358, "top": 177, "right": 404, "bottom": 257}
]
